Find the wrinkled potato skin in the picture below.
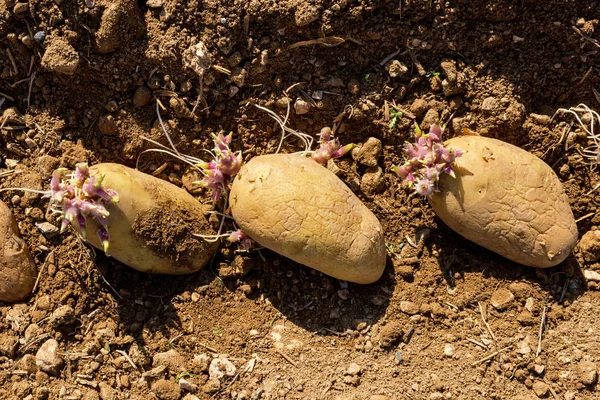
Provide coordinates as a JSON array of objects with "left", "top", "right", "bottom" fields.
[
  {"left": 80, "top": 164, "right": 219, "bottom": 274},
  {"left": 229, "top": 154, "right": 386, "bottom": 284},
  {"left": 429, "top": 136, "right": 577, "bottom": 268}
]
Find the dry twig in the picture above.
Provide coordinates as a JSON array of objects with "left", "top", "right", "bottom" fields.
[
  {"left": 288, "top": 36, "right": 345, "bottom": 50},
  {"left": 478, "top": 302, "right": 496, "bottom": 342},
  {"left": 32, "top": 249, "right": 55, "bottom": 293},
  {"left": 199, "top": 342, "right": 219, "bottom": 353},
  {"left": 276, "top": 350, "right": 298, "bottom": 367},
  {"left": 576, "top": 212, "right": 595, "bottom": 222},
  {"left": 6, "top": 48, "right": 18, "bottom": 75},
  {"left": 467, "top": 338, "right": 488, "bottom": 349},
  {"left": 115, "top": 350, "right": 139, "bottom": 371},
  {"left": 471, "top": 346, "right": 513, "bottom": 366},
  {"left": 572, "top": 26, "right": 600, "bottom": 49},
  {"left": 536, "top": 306, "right": 547, "bottom": 357},
  {"left": 0, "top": 91, "right": 15, "bottom": 102}
]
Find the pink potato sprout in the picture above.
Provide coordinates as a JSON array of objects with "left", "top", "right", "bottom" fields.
[
  {"left": 138, "top": 102, "right": 253, "bottom": 248},
  {"left": 194, "top": 132, "right": 243, "bottom": 201},
  {"left": 0, "top": 162, "right": 119, "bottom": 252},
  {"left": 392, "top": 122, "right": 463, "bottom": 196},
  {"left": 311, "top": 127, "right": 355, "bottom": 165},
  {"left": 139, "top": 100, "right": 355, "bottom": 251},
  {"left": 50, "top": 163, "right": 119, "bottom": 252}
]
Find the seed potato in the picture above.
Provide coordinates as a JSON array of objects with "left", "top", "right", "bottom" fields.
[
  {"left": 429, "top": 136, "right": 578, "bottom": 267},
  {"left": 78, "top": 163, "right": 219, "bottom": 274},
  {"left": 229, "top": 154, "right": 386, "bottom": 284}
]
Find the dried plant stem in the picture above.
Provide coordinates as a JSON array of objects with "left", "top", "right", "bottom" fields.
[
  {"left": 478, "top": 302, "right": 496, "bottom": 342},
  {"left": 471, "top": 346, "right": 513, "bottom": 366},
  {"left": 536, "top": 306, "right": 547, "bottom": 357}
]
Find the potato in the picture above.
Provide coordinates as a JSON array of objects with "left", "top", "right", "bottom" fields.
[
  {"left": 0, "top": 201, "right": 37, "bottom": 302},
  {"left": 77, "top": 163, "right": 219, "bottom": 274},
  {"left": 229, "top": 154, "right": 386, "bottom": 284},
  {"left": 429, "top": 136, "right": 577, "bottom": 268}
]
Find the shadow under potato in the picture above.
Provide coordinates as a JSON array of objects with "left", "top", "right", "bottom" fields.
[
  {"left": 239, "top": 250, "right": 396, "bottom": 335},
  {"left": 431, "top": 224, "right": 588, "bottom": 304}
]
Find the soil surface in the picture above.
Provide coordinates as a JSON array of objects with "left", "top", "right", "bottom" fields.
[{"left": 1, "top": 1, "right": 600, "bottom": 400}]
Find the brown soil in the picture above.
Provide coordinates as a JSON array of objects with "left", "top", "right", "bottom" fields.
[
  {"left": 132, "top": 200, "right": 213, "bottom": 264},
  {"left": 1, "top": 1, "right": 600, "bottom": 399}
]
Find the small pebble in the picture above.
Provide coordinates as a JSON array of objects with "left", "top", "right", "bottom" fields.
[
  {"left": 584, "top": 270, "right": 600, "bottom": 282},
  {"left": 151, "top": 379, "right": 181, "bottom": 400},
  {"left": 576, "top": 360, "right": 598, "bottom": 386},
  {"left": 208, "top": 357, "right": 236, "bottom": 379},
  {"left": 564, "top": 391, "right": 576, "bottom": 400},
  {"left": 353, "top": 137, "right": 382, "bottom": 167},
  {"left": 51, "top": 305, "right": 76, "bottom": 328},
  {"left": 193, "top": 354, "right": 210, "bottom": 372},
  {"left": 98, "top": 382, "right": 115, "bottom": 400},
  {"left": 105, "top": 100, "right": 119, "bottom": 112},
  {"left": 35, "top": 339, "right": 64, "bottom": 375},
  {"left": 385, "top": 60, "right": 408, "bottom": 78},
  {"left": 21, "top": 35, "right": 33, "bottom": 47},
  {"left": 346, "top": 362, "right": 361, "bottom": 376},
  {"left": 202, "top": 379, "right": 220, "bottom": 394},
  {"left": 133, "top": 86, "right": 153, "bottom": 107},
  {"left": 532, "top": 381, "right": 549, "bottom": 398},
  {"left": 35, "top": 222, "right": 59, "bottom": 239},
  {"left": 530, "top": 113, "right": 551, "bottom": 125},
  {"left": 34, "top": 31, "right": 46, "bottom": 43},
  {"left": 399, "top": 301, "right": 419, "bottom": 315},
  {"left": 481, "top": 97, "right": 498, "bottom": 113},
  {"left": 443, "top": 344, "right": 454, "bottom": 357},
  {"left": 294, "top": 98, "right": 310, "bottom": 115},
  {"left": 178, "top": 378, "right": 197, "bottom": 392},
  {"left": 490, "top": 288, "right": 515, "bottom": 310},
  {"left": 579, "top": 230, "right": 600, "bottom": 262},
  {"left": 98, "top": 115, "right": 118, "bottom": 135},
  {"left": 533, "top": 364, "right": 545, "bottom": 375}
]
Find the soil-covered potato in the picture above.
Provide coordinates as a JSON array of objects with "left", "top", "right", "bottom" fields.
[
  {"left": 79, "top": 163, "right": 219, "bottom": 274},
  {"left": 429, "top": 136, "right": 578, "bottom": 268},
  {"left": 0, "top": 201, "right": 37, "bottom": 302},
  {"left": 229, "top": 154, "right": 386, "bottom": 284}
]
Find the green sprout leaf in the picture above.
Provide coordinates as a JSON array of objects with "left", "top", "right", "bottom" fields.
[
  {"left": 425, "top": 71, "right": 441, "bottom": 79},
  {"left": 389, "top": 108, "right": 403, "bottom": 129}
]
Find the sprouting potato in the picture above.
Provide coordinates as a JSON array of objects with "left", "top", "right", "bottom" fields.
[
  {"left": 67, "top": 163, "right": 219, "bottom": 274},
  {"left": 429, "top": 135, "right": 578, "bottom": 268},
  {"left": 229, "top": 154, "right": 386, "bottom": 284}
]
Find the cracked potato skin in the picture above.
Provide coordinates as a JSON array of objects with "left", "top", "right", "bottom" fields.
[
  {"left": 229, "top": 154, "right": 386, "bottom": 284},
  {"left": 429, "top": 136, "right": 578, "bottom": 268}
]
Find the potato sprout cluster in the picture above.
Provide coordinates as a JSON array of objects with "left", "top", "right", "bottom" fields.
[
  {"left": 393, "top": 123, "right": 463, "bottom": 196},
  {"left": 195, "top": 132, "right": 243, "bottom": 201},
  {"left": 50, "top": 163, "right": 119, "bottom": 252},
  {"left": 311, "top": 127, "right": 355, "bottom": 165}
]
